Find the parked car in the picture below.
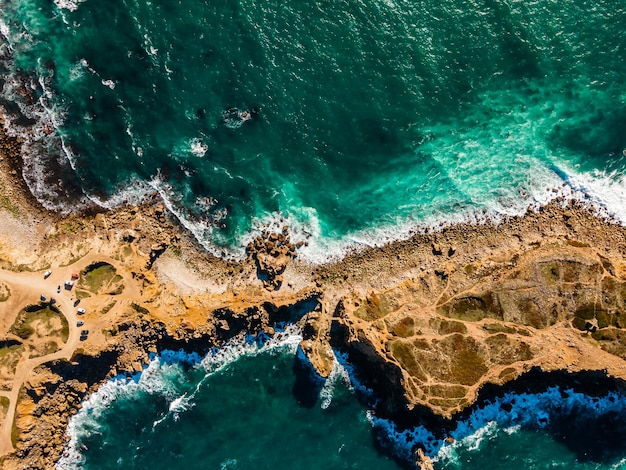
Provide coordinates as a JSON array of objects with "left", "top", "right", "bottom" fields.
[
  {"left": 73, "top": 299, "right": 81, "bottom": 307},
  {"left": 77, "top": 308, "right": 86, "bottom": 315},
  {"left": 76, "top": 321, "right": 84, "bottom": 327},
  {"left": 40, "top": 294, "right": 46, "bottom": 301},
  {"left": 44, "top": 270, "right": 52, "bottom": 279},
  {"left": 80, "top": 329, "right": 89, "bottom": 336},
  {"left": 57, "top": 285, "right": 61, "bottom": 293}
]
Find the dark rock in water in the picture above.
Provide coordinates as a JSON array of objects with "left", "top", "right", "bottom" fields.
[{"left": 291, "top": 345, "right": 325, "bottom": 408}]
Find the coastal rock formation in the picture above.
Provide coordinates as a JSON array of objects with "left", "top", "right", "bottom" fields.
[
  {"left": 246, "top": 226, "right": 300, "bottom": 290},
  {"left": 5, "top": 111, "right": 626, "bottom": 468},
  {"left": 327, "top": 244, "right": 626, "bottom": 418}
]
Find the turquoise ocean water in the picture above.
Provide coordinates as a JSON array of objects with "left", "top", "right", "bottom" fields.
[{"left": 2, "top": 0, "right": 626, "bottom": 467}]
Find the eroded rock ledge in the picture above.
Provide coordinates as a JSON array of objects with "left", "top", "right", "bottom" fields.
[{"left": 326, "top": 244, "right": 626, "bottom": 419}]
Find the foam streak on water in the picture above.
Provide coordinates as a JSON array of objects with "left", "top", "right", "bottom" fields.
[
  {"left": 57, "top": 326, "right": 303, "bottom": 470},
  {"left": 368, "top": 387, "right": 626, "bottom": 467}
]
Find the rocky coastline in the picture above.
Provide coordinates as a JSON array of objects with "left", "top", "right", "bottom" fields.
[{"left": 4, "top": 112, "right": 626, "bottom": 468}]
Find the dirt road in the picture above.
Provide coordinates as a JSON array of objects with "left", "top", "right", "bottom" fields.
[{"left": 0, "top": 253, "right": 138, "bottom": 457}]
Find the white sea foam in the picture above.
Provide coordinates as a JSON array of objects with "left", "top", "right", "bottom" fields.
[
  {"left": 53, "top": 0, "right": 86, "bottom": 13},
  {"left": 190, "top": 138, "right": 208, "bottom": 158},
  {"left": 67, "top": 62, "right": 86, "bottom": 83},
  {"left": 367, "top": 387, "right": 626, "bottom": 464},
  {"left": 101, "top": 79, "right": 115, "bottom": 90},
  {"left": 368, "top": 386, "right": 626, "bottom": 464},
  {"left": 220, "top": 459, "right": 238, "bottom": 470},
  {"left": 318, "top": 358, "right": 355, "bottom": 410},
  {"left": 2, "top": 14, "right": 626, "bottom": 266},
  {"left": 366, "top": 411, "right": 439, "bottom": 461},
  {"left": 0, "top": 18, "right": 11, "bottom": 41},
  {"left": 57, "top": 326, "right": 303, "bottom": 469},
  {"left": 83, "top": 177, "right": 157, "bottom": 209},
  {"left": 235, "top": 149, "right": 626, "bottom": 266}
]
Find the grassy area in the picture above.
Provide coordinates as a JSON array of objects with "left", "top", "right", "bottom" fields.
[
  {"left": 9, "top": 304, "right": 69, "bottom": 343},
  {"left": 0, "top": 182, "right": 21, "bottom": 218},
  {"left": 75, "top": 289, "right": 92, "bottom": 300},
  {"left": 59, "top": 222, "right": 84, "bottom": 234},
  {"left": 10, "top": 388, "right": 23, "bottom": 448},
  {"left": 81, "top": 262, "right": 122, "bottom": 294},
  {"left": 101, "top": 300, "right": 117, "bottom": 315},
  {"left": 0, "top": 396, "right": 9, "bottom": 415},
  {"left": 0, "top": 344, "right": 25, "bottom": 377},
  {"left": 131, "top": 303, "right": 150, "bottom": 315},
  {"left": 29, "top": 341, "right": 60, "bottom": 358},
  {"left": 0, "top": 283, "right": 10, "bottom": 302}
]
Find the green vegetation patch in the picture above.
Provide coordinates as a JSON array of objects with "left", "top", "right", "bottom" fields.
[
  {"left": 517, "top": 299, "right": 551, "bottom": 329},
  {"left": 542, "top": 262, "right": 561, "bottom": 284},
  {"left": 355, "top": 292, "right": 399, "bottom": 321},
  {"left": 482, "top": 323, "right": 517, "bottom": 334},
  {"left": 540, "top": 259, "right": 602, "bottom": 285},
  {"left": 499, "top": 367, "right": 517, "bottom": 381},
  {"left": 75, "top": 289, "right": 92, "bottom": 300},
  {"left": 446, "top": 294, "right": 502, "bottom": 322},
  {"left": 80, "top": 261, "right": 124, "bottom": 294},
  {"left": 483, "top": 322, "right": 531, "bottom": 336},
  {"left": 131, "top": 303, "right": 150, "bottom": 315},
  {"left": 387, "top": 316, "right": 415, "bottom": 338},
  {"left": 435, "top": 334, "right": 488, "bottom": 386},
  {"left": 9, "top": 304, "right": 69, "bottom": 343},
  {"left": 435, "top": 318, "right": 467, "bottom": 335},
  {"left": 0, "top": 343, "right": 25, "bottom": 378},
  {"left": 571, "top": 303, "right": 614, "bottom": 331},
  {"left": 485, "top": 333, "right": 533, "bottom": 365},
  {"left": 101, "top": 300, "right": 117, "bottom": 315},
  {"left": 0, "top": 283, "right": 10, "bottom": 302},
  {"left": 389, "top": 340, "right": 427, "bottom": 382},
  {"left": 592, "top": 328, "right": 626, "bottom": 359},
  {"left": 0, "top": 396, "right": 9, "bottom": 414},
  {"left": 0, "top": 181, "right": 21, "bottom": 217}
]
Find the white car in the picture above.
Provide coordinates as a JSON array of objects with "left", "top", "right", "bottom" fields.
[
  {"left": 44, "top": 270, "right": 52, "bottom": 279},
  {"left": 77, "top": 308, "right": 86, "bottom": 315}
]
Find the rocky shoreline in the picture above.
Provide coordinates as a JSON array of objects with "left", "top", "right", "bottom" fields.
[{"left": 4, "top": 112, "right": 626, "bottom": 468}]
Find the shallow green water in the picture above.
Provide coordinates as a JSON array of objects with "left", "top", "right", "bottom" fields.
[{"left": 1, "top": 0, "right": 626, "bottom": 258}]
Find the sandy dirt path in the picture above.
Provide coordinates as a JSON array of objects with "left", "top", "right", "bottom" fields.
[{"left": 0, "top": 252, "right": 138, "bottom": 457}]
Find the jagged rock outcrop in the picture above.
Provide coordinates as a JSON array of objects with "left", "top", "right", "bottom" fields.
[
  {"left": 5, "top": 287, "right": 320, "bottom": 469},
  {"left": 324, "top": 244, "right": 626, "bottom": 418},
  {"left": 246, "top": 226, "right": 302, "bottom": 290}
]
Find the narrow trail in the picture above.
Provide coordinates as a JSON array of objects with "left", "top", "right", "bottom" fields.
[{"left": 0, "top": 252, "right": 136, "bottom": 457}]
